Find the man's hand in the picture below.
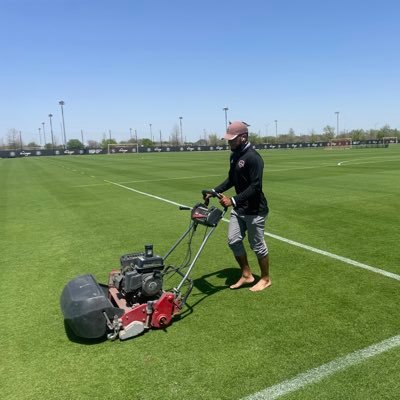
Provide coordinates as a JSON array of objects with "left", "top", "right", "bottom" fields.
[
  {"left": 203, "top": 193, "right": 212, "bottom": 206},
  {"left": 219, "top": 194, "right": 232, "bottom": 208}
]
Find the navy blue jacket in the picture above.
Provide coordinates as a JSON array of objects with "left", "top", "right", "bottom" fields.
[{"left": 214, "top": 143, "right": 268, "bottom": 215}]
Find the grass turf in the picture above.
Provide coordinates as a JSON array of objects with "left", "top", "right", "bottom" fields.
[{"left": 0, "top": 146, "right": 399, "bottom": 399}]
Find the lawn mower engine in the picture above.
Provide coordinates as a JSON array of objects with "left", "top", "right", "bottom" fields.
[{"left": 113, "top": 245, "right": 165, "bottom": 306}]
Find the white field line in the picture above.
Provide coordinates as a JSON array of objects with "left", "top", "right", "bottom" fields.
[
  {"left": 242, "top": 334, "right": 400, "bottom": 400},
  {"left": 265, "top": 231, "right": 400, "bottom": 281},
  {"left": 337, "top": 157, "right": 400, "bottom": 166},
  {"left": 105, "top": 180, "right": 400, "bottom": 282},
  {"left": 104, "top": 180, "right": 185, "bottom": 208},
  {"left": 74, "top": 174, "right": 223, "bottom": 188}
]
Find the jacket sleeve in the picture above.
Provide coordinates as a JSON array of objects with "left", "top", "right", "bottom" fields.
[
  {"left": 231, "top": 155, "right": 263, "bottom": 206},
  {"left": 213, "top": 177, "right": 233, "bottom": 195}
]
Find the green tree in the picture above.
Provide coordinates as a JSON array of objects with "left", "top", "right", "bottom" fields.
[
  {"left": 101, "top": 138, "right": 117, "bottom": 150},
  {"left": 140, "top": 138, "right": 154, "bottom": 147},
  {"left": 349, "top": 129, "right": 366, "bottom": 141},
  {"left": 321, "top": 125, "right": 335, "bottom": 141},
  {"left": 249, "top": 133, "right": 261, "bottom": 144},
  {"left": 67, "top": 139, "right": 84, "bottom": 150},
  {"left": 208, "top": 133, "right": 221, "bottom": 146}
]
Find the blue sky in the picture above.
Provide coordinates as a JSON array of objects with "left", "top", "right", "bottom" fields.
[{"left": 1, "top": 0, "right": 399, "bottom": 144}]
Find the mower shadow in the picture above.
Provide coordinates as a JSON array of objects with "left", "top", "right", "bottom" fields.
[
  {"left": 64, "top": 321, "right": 107, "bottom": 345},
  {"left": 173, "top": 267, "right": 246, "bottom": 322}
]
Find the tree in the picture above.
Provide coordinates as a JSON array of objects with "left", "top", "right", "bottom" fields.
[
  {"left": 249, "top": 133, "right": 261, "bottom": 144},
  {"left": 87, "top": 140, "right": 100, "bottom": 148},
  {"left": 7, "top": 128, "right": 20, "bottom": 149},
  {"left": 140, "top": 138, "right": 154, "bottom": 147},
  {"left": 101, "top": 138, "right": 117, "bottom": 149},
  {"left": 349, "top": 129, "right": 366, "bottom": 141},
  {"left": 67, "top": 139, "right": 84, "bottom": 150},
  {"left": 321, "top": 125, "right": 335, "bottom": 141},
  {"left": 208, "top": 133, "right": 220, "bottom": 146},
  {"left": 170, "top": 124, "right": 180, "bottom": 145}
]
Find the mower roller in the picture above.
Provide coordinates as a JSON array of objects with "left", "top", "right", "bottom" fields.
[{"left": 60, "top": 190, "right": 225, "bottom": 341}]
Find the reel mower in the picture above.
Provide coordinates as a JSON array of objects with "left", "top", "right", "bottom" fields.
[{"left": 60, "top": 190, "right": 225, "bottom": 341}]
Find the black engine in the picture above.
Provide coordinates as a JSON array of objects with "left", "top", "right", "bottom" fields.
[{"left": 113, "top": 244, "right": 164, "bottom": 305}]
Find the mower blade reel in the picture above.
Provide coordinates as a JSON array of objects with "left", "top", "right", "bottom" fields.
[{"left": 60, "top": 274, "right": 123, "bottom": 339}]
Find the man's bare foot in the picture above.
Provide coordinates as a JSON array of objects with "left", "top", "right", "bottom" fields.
[
  {"left": 249, "top": 277, "right": 271, "bottom": 292},
  {"left": 229, "top": 275, "right": 255, "bottom": 289}
]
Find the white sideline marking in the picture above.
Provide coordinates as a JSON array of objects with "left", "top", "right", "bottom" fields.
[
  {"left": 104, "top": 180, "right": 185, "bottom": 208},
  {"left": 265, "top": 231, "right": 400, "bottom": 281},
  {"left": 117, "top": 174, "right": 223, "bottom": 184},
  {"left": 224, "top": 217, "right": 400, "bottom": 281},
  {"left": 74, "top": 174, "right": 223, "bottom": 188},
  {"left": 242, "top": 334, "right": 400, "bottom": 400},
  {"left": 106, "top": 180, "right": 400, "bottom": 282},
  {"left": 337, "top": 157, "right": 400, "bottom": 167}
]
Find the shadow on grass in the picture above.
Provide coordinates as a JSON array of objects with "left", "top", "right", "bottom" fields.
[
  {"left": 173, "top": 267, "right": 246, "bottom": 322},
  {"left": 64, "top": 321, "right": 108, "bottom": 345}
]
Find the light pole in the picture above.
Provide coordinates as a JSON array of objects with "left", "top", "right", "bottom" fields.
[
  {"left": 335, "top": 111, "right": 340, "bottom": 136},
  {"left": 149, "top": 123, "right": 153, "bottom": 143},
  {"left": 42, "top": 122, "right": 46, "bottom": 148},
  {"left": 129, "top": 128, "right": 132, "bottom": 140},
  {"left": 223, "top": 107, "right": 229, "bottom": 131},
  {"left": 81, "top": 129, "right": 84, "bottom": 147},
  {"left": 59, "top": 101, "right": 67, "bottom": 148},
  {"left": 179, "top": 117, "right": 183, "bottom": 144},
  {"left": 135, "top": 129, "right": 138, "bottom": 153},
  {"left": 38, "top": 127, "right": 42, "bottom": 147},
  {"left": 274, "top": 120, "right": 278, "bottom": 137},
  {"left": 48, "top": 114, "right": 55, "bottom": 150}
]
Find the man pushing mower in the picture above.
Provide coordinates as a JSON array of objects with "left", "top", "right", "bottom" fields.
[{"left": 203, "top": 121, "right": 271, "bottom": 292}]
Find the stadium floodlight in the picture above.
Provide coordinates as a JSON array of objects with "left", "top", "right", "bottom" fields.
[
  {"left": 48, "top": 114, "right": 55, "bottom": 150},
  {"left": 335, "top": 111, "right": 340, "bottom": 136},
  {"left": 179, "top": 117, "right": 183, "bottom": 144},
  {"left": 223, "top": 107, "right": 229, "bottom": 131},
  {"left": 42, "top": 122, "right": 46, "bottom": 147},
  {"left": 59, "top": 101, "right": 67, "bottom": 148}
]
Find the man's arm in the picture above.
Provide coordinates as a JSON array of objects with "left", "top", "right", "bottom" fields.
[{"left": 213, "top": 177, "right": 233, "bottom": 194}]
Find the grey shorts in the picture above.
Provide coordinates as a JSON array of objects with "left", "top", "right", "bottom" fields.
[{"left": 227, "top": 209, "right": 269, "bottom": 258}]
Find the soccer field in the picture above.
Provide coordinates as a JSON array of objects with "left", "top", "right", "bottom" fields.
[{"left": 1, "top": 147, "right": 399, "bottom": 399}]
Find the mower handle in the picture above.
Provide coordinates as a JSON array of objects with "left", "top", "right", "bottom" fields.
[{"left": 201, "top": 189, "right": 222, "bottom": 199}]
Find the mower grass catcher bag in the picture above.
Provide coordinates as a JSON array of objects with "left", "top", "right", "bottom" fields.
[{"left": 60, "top": 274, "right": 123, "bottom": 339}]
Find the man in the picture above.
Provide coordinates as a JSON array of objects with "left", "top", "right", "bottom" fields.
[{"left": 204, "top": 121, "right": 271, "bottom": 292}]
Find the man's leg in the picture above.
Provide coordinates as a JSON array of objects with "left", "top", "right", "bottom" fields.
[
  {"left": 249, "top": 254, "right": 271, "bottom": 291},
  {"left": 230, "top": 253, "right": 255, "bottom": 289},
  {"left": 228, "top": 211, "right": 254, "bottom": 289},
  {"left": 246, "top": 214, "right": 272, "bottom": 292}
]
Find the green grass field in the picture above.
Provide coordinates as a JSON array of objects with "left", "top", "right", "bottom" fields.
[{"left": 1, "top": 147, "right": 399, "bottom": 399}]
